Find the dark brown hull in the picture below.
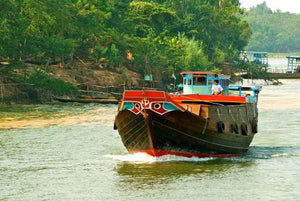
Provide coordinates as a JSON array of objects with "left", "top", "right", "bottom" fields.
[{"left": 115, "top": 105, "right": 256, "bottom": 156}]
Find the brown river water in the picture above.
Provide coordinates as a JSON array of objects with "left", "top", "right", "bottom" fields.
[{"left": 0, "top": 79, "right": 300, "bottom": 201}]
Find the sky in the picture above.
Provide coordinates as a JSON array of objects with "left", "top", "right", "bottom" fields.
[{"left": 240, "top": 0, "right": 300, "bottom": 14}]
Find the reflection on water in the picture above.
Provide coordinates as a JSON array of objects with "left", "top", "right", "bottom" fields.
[
  {"left": 0, "top": 103, "right": 116, "bottom": 129},
  {"left": 115, "top": 160, "right": 254, "bottom": 188}
]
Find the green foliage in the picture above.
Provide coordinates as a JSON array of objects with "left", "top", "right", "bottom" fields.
[
  {"left": 248, "top": 2, "right": 272, "bottom": 15},
  {"left": 160, "top": 0, "right": 251, "bottom": 62},
  {"left": 43, "top": 37, "right": 76, "bottom": 59},
  {"left": 176, "top": 34, "right": 212, "bottom": 72},
  {"left": 96, "top": 44, "right": 121, "bottom": 68},
  {"left": 126, "top": 1, "right": 179, "bottom": 37},
  {"left": 0, "top": 0, "right": 251, "bottom": 85},
  {"left": 245, "top": 2, "right": 300, "bottom": 52},
  {"left": 25, "top": 69, "right": 79, "bottom": 95}
]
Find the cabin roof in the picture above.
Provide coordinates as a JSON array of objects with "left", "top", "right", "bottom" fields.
[
  {"left": 181, "top": 71, "right": 218, "bottom": 75},
  {"left": 286, "top": 56, "right": 300, "bottom": 59},
  {"left": 180, "top": 71, "right": 230, "bottom": 78},
  {"left": 243, "top": 51, "right": 268, "bottom": 54}
]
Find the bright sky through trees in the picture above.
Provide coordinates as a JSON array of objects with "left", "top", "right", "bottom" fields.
[{"left": 240, "top": 0, "right": 300, "bottom": 13}]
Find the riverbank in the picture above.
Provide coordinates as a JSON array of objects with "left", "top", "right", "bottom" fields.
[{"left": 0, "top": 61, "right": 141, "bottom": 103}]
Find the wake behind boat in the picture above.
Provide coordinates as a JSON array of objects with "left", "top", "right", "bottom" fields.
[{"left": 114, "top": 71, "right": 261, "bottom": 158}]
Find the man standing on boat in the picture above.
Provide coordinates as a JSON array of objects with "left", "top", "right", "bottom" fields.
[{"left": 211, "top": 80, "right": 223, "bottom": 95}]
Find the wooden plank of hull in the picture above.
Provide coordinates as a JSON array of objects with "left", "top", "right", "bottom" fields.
[
  {"left": 150, "top": 110, "right": 253, "bottom": 154},
  {"left": 115, "top": 110, "right": 151, "bottom": 151},
  {"left": 115, "top": 110, "right": 150, "bottom": 151}
]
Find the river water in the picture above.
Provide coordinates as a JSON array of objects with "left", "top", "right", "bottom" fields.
[{"left": 1, "top": 80, "right": 300, "bottom": 201}]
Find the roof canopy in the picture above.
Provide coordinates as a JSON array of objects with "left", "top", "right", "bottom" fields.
[
  {"left": 243, "top": 51, "right": 268, "bottom": 54},
  {"left": 181, "top": 71, "right": 218, "bottom": 75},
  {"left": 181, "top": 71, "right": 230, "bottom": 78},
  {"left": 286, "top": 56, "right": 300, "bottom": 59}
]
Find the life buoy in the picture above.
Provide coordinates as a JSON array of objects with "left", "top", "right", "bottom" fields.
[
  {"left": 217, "top": 121, "right": 225, "bottom": 133},
  {"left": 241, "top": 123, "right": 248, "bottom": 136},
  {"left": 232, "top": 123, "right": 239, "bottom": 134},
  {"left": 251, "top": 120, "right": 258, "bottom": 134}
]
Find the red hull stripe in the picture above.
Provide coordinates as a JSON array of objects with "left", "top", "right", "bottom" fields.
[{"left": 129, "top": 149, "right": 241, "bottom": 158}]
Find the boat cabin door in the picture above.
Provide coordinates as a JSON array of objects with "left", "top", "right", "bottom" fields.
[{"left": 183, "top": 74, "right": 193, "bottom": 86}]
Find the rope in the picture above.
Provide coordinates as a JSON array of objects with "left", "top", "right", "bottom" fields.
[{"left": 229, "top": 108, "right": 236, "bottom": 122}]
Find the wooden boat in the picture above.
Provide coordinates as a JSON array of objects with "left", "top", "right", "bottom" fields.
[{"left": 114, "top": 71, "right": 261, "bottom": 158}]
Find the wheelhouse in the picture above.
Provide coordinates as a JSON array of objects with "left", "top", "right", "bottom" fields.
[{"left": 181, "top": 71, "right": 230, "bottom": 95}]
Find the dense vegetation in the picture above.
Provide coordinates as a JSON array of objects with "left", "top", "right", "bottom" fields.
[
  {"left": 245, "top": 2, "right": 300, "bottom": 53},
  {"left": 0, "top": 0, "right": 251, "bottom": 86}
]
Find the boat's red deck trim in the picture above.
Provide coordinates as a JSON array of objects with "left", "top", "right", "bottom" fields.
[
  {"left": 171, "top": 94, "right": 246, "bottom": 103},
  {"left": 123, "top": 90, "right": 246, "bottom": 104},
  {"left": 129, "top": 149, "right": 241, "bottom": 158},
  {"left": 123, "top": 90, "right": 166, "bottom": 102}
]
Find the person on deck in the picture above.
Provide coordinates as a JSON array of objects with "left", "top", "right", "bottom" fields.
[{"left": 211, "top": 80, "right": 223, "bottom": 95}]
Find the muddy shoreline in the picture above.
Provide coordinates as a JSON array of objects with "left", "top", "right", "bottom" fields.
[{"left": 0, "top": 61, "right": 141, "bottom": 104}]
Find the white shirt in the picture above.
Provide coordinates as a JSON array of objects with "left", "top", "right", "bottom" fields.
[{"left": 211, "top": 84, "right": 223, "bottom": 93}]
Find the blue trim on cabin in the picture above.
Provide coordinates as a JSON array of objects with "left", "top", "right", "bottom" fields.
[
  {"left": 122, "top": 102, "right": 134, "bottom": 110},
  {"left": 163, "top": 103, "right": 179, "bottom": 111}
]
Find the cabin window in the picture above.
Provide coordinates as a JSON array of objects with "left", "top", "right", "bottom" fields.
[
  {"left": 193, "top": 76, "right": 206, "bottom": 85},
  {"left": 183, "top": 79, "right": 187, "bottom": 85},
  {"left": 223, "top": 79, "right": 229, "bottom": 87},
  {"left": 198, "top": 77, "right": 204, "bottom": 85},
  {"left": 208, "top": 79, "right": 213, "bottom": 85},
  {"left": 188, "top": 79, "right": 192, "bottom": 85},
  {"left": 193, "top": 77, "right": 197, "bottom": 85}
]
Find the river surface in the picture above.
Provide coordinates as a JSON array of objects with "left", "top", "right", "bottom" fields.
[
  {"left": 1, "top": 80, "right": 300, "bottom": 201},
  {"left": 268, "top": 57, "right": 290, "bottom": 73}
]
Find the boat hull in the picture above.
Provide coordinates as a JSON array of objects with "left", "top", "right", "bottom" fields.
[{"left": 115, "top": 107, "right": 255, "bottom": 157}]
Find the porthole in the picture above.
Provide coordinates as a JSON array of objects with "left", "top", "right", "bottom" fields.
[
  {"left": 135, "top": 103, "right": 140, "bottom": 109},
  {"left": 154, "top": 103, "right": 161, "bottom": 110}
]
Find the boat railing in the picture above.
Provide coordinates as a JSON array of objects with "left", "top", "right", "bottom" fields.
[
  {"left": 267, "top": 68, "right": 288, "bottom": 73},
  {"left": 228, "top": 85, "right": 261, "bottom": 98}
]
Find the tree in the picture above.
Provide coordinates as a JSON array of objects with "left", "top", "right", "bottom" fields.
[
  {"left": 0, "top": 0, "right": 252, "bottom": 85},
  {"left": 249, "top": 2, "right": 273, "bottom": 15},
  {"left": 245, "top": 3, "right": 300, "bottom": 52}
]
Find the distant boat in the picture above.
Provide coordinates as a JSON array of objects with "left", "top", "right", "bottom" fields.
[
  {"left": 114, "top": 71, "right": 261, "bottom": 158},
  {"left": 287, "top": 56, "right": 300, "bottom": 73},
  {"left": 241, "top": 51, "right": 268, "bottom": 67}
]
